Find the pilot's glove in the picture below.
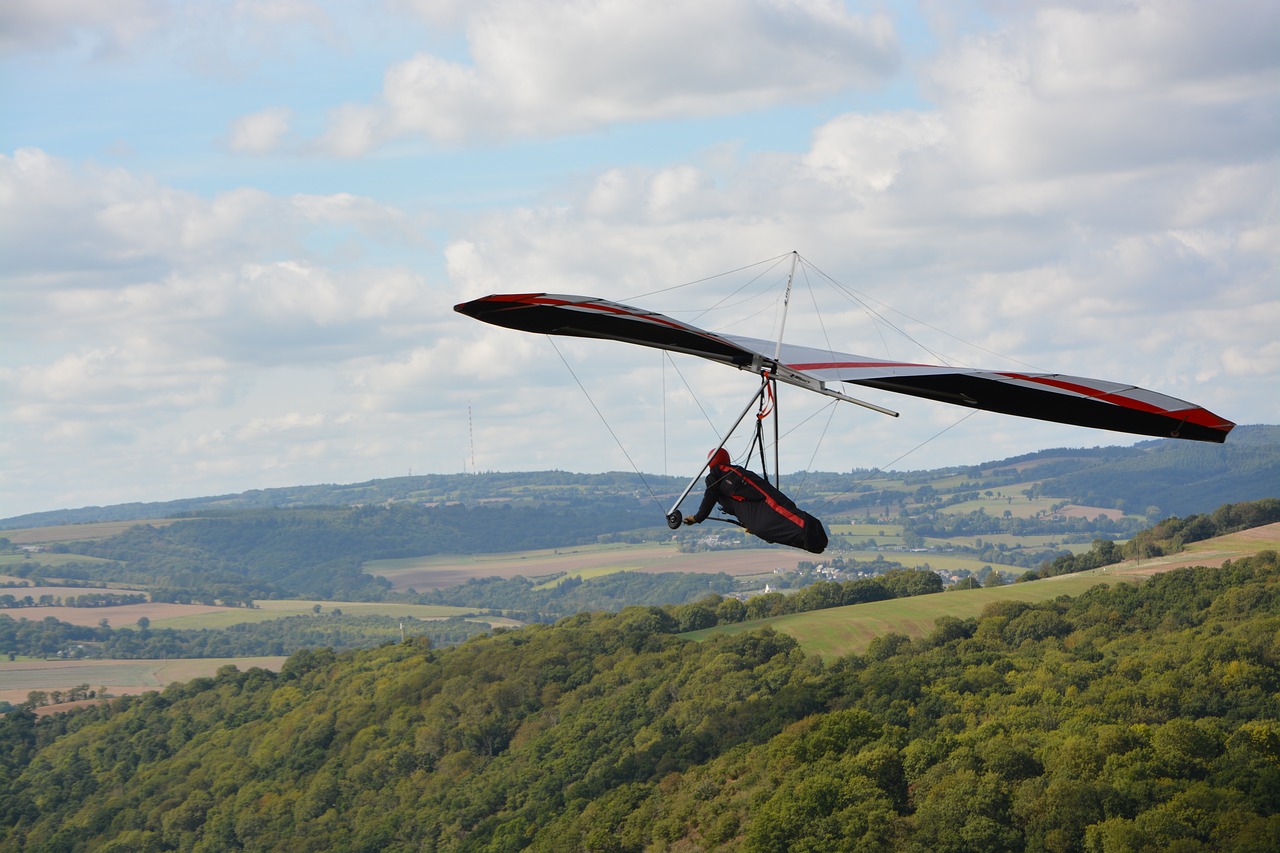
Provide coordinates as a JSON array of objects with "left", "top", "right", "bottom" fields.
[{"left": 683, "top": 515, "right": 699, "bottom": 525}]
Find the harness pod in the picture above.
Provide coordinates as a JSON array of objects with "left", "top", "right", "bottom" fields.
[{"left": 708, "top": 462, "right": 828, "bottom": 554}]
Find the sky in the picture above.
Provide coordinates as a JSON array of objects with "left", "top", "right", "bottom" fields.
[{"left": 1, "top": 0, "right": 1276, "bottom": 519}]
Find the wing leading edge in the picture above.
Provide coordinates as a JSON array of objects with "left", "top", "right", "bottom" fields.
[{"left": 454, "top": 293, "right": 1235, "bottom": 444}]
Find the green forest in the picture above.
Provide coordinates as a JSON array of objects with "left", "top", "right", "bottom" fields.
[{"left": 2, "top": 551, "right": 1277, "bottom": 851}]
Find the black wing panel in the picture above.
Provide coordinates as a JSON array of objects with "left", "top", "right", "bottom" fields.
[
  {"left": 455, "top": 293, "right": 758, "bottom": 366},
  {"left": 851, "top": 373, "right": 1233, "bottom": 443}
]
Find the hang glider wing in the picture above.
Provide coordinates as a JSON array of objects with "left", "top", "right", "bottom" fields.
[
  {"left": 455, "top": 292, "right": 760, "bottom": 366},
  {"left": 454, "top": 293, "right": 1235, "bottom": 444}
]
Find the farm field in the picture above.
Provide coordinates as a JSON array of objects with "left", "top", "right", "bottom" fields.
[
  {"left": 830, "top": 523, "right": 904, "bottom": 535},
  {"left": 366, "top": 543, "right": 817, "bottom": 591},
  {"left": 0, "top": 584, "right": 143, "bottom": 599},
  {"left": 937, "top": 497, "right": 1129, "bottom": 520},
  {"left": 0, "top": 656, "right": 289, "bottom": 708},
  {"left": 0, "top": 599, "right": 502, "bottom": 631},
  {"left": 0, "top": 553, "right": 118, "bottom": 570},
  {"left": 829, "top": 523, "right": 904, "bottom": 540},
  {"left": 366, "top": 539, "right": 1037, "bottom": 596},
  {"left": 145, "top": 600, "right": 504, "bottom": 630},
  {"left": 7, "top": 601, "right": 233, "bottom": 629},
  {"left": 837, "top": 549, "right": 1023, "bottom": 575},
  {"left": 928, "top": 533, "right": 1080, "bottom": 549}
]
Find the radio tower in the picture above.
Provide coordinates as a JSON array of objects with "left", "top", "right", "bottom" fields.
[{"left": 468, "top": 401, "right": 478, "bottom": 474}]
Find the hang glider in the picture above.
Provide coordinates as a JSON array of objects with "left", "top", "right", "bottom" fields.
[{"left": 453, "top": 292, "right": 1235, "bottom": 444}]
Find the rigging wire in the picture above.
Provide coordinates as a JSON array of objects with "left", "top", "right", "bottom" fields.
[
  {"left": 799, "top": 255, "right": 941, "bottom": 364},
  {"left": 621, "top": 253, "right": 792, "bottom": 302},
  {"left": 799, "top": 256, "right": 1044, "bottom": 372},
  {"left": 688, "top": 259, "right": 791, "bottom": 327},
  {"left": 622, "top": 254, "right": 796, "bottom": 336},
  {"left": 809, "top": 410, "right": 979, "bottom": 514},
  {"left": 663, "top": 352, "right": 721, "bottom": 437},
  {"left": 795, "top": 397, "right": 841, "bottom": 492},
  {"left": 545, "top": 337, "right": 666, "bottom": 513},
  {"left": 801, "top": 263, "right": 836, "bottom": 359}
]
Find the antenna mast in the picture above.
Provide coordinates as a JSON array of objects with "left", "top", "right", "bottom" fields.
[{"left": 468, "top": 401, "right": 478, "bottom": 474}]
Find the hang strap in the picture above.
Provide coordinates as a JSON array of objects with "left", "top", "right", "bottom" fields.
[{"left": 748, "top": 376, "right": 775, "bottom": 481}]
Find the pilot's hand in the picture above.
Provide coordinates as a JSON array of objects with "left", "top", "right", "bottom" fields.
[{"left": 683, "top": 515, "right": 699, "bottom": 525}]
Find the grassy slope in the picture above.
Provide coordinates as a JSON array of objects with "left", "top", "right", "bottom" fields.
[{"left": 685, "top": 521, "right": 1280, "bottom": 658}]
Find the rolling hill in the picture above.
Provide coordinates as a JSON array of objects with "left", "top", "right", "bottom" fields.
[{"left": 2, "top": 425, "right": 1276, "bottom": 530}]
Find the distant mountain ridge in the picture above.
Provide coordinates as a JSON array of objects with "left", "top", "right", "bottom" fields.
[
  {"left": 4, "top": 424, "right": 1276, "bottom": 530},
  {"left": 1027, "top": 424, "right": 1279, "bottom": 516}
]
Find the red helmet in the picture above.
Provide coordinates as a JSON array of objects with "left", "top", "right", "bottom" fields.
[{"left": 708, "top": 447, "right": 730, "bottom": 468}]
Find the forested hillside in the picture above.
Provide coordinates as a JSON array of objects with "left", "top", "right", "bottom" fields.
[
  {"left": 0, "top": 471, "right": 687, "bottom": 530},
  {"left": 1029, "top": 424, "right": 1280, "bottom": 517},
  {"left": 3, "top": 552, "right": 1277, "bottom": 851},
  {"left": 6, "top": 502, "right": 660, "bottom": 602}
]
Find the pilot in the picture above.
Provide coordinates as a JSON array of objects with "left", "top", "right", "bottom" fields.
[{"left": 684, "top": 448, "right": 827, "bottom": 553}]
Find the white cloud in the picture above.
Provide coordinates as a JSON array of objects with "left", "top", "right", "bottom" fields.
[
  {"left": 0, "top": 0, "right": 167, "bottom": 57},
  {"left": 235, "top": 411, "right": 326, "bottom": 441},
  {"left": 926, "top": 0, "right": 1279, "bottom": 181},
  {"left": 0, "top": 0, "right": 337, "bottom": 67},
  {"left": 228, "top": 106, "right": 294, "bottom": 154},
  {"left": 0, "top": 149, "right": 422, "bottom": 289},
  {"left": 805, "top": 111, "right": 947, "bottom": 193},
  {"left": 322, "top": 0, "right": 899, "bottom": 152},
  {"left": 3, "top": 340, "right": 232, "bottom": 425}
]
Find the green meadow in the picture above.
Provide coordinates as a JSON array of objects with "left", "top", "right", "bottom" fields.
[{"left": 683, "top": 569, "right": 1128, "bottom": 658}]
